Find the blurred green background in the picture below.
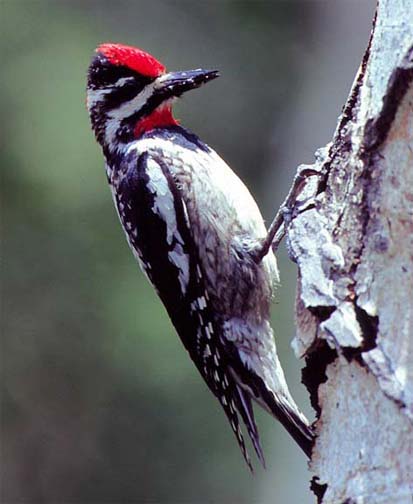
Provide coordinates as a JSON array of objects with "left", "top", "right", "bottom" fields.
[{"left": 1, "top": 1, "right": 375, "bottom": 502}]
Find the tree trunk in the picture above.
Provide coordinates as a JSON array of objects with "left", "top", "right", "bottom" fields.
[{"left": 284, "top": 1, "right": 413, "bottom": 502}]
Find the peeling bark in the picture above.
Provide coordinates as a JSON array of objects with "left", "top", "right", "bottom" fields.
[{"left": 284, "top": 1, "right": 413, "bottom": 502}]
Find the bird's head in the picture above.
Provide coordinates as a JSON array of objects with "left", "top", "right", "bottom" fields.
[{"left": 87, "top": 43, "right": 219, "bottom": 150}]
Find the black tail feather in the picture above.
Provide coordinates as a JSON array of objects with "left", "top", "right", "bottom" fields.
[
  {"left": 221, "top": 398, "right": 254, "bottom": 472},
  {"left": 261, "top": 387, "right": 314, "bottom": 459},
  {"left": 234, "top": 385, "right": 266, "bottom": 468}
]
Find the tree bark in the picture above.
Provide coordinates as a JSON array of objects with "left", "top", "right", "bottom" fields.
[{"left": 284, "top": 1, "right": 413, "bottom": 502}]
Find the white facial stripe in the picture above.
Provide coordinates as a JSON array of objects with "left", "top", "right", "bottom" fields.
[
  {"left": 104, "top": 81, "right": 160, "bottom": 145},
  {"left": 87, "top": 88, "right": 112, "bottom": 110},
  {"left": 107, "top": 81, "right": 156, "bottom": 121},
  {"left": 114, "top": 76, "right": 136, "bottom": 87}
]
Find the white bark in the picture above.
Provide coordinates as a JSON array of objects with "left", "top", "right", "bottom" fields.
[{"left": 284, "top": 1, "right": 413, "bottom": 502}]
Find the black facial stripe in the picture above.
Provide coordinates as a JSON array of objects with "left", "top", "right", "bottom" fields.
[
  {"left": 88, "top": 54, "right": 132, "bottom": 88},
  {"left": 100, "top": 82, "right": 144, "bottom": 113},
  {"left": 87, "top": 53, "right": 153, "bottom": 99}
]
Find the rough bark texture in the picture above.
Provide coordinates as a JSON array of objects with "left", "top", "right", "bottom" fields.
[{"left": 284, "top": 1, "right": 413, "bottom": 502}]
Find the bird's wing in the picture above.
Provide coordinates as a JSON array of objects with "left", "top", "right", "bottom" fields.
[{"left": 115, "top": 151, "right": 264, "bottom": 470}]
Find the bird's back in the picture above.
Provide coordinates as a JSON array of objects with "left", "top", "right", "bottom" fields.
[{"left": 130, "top": 126, "right": 279, "bottom": 325}]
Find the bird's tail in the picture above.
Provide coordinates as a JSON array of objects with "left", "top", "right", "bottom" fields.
[
  {"left": 218, "top": 381, "right": 266, "bottom": 472},
  {"left": 225, "top": 378, "right": 313, "bottom": 471},
  {"left": 234, "top": 384, "right": 266, "bottom": 468},
  {"left": 259, "top": 386, "right": 314, "bottom": 458}
]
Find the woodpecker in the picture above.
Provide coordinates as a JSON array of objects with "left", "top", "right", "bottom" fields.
[{"left": 87, "top": 43, "right": 313, "bottom": 470}]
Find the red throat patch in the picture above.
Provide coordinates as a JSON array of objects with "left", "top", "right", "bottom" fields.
[
  {"left": 134, "top": 105, "right": 179, "bottom": 137},
  {"left": 97, "top": 43, "right": 165, "bottom": 78}
]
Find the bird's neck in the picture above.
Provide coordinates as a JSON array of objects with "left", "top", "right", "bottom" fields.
[
  {"left": 133, "top": 103, "right": 178, "bottom": 138},
  {"left": 98, "top": 102, "right": 178, "bottom": 159}
]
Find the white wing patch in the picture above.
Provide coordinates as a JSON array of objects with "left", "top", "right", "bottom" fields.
[
  {"left": 168, "top": 244, "right": 189, "bottom": 293},
  {"left": 146, "top": 158, "right": 176, "bottom": 245},
  {"left": 145, "top": 157, "right": 190, "bottom": 294}
]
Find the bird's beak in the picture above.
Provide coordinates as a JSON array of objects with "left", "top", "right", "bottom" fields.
[{"left": 156, "top": 69, "right": 219, "bottom": 97}]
